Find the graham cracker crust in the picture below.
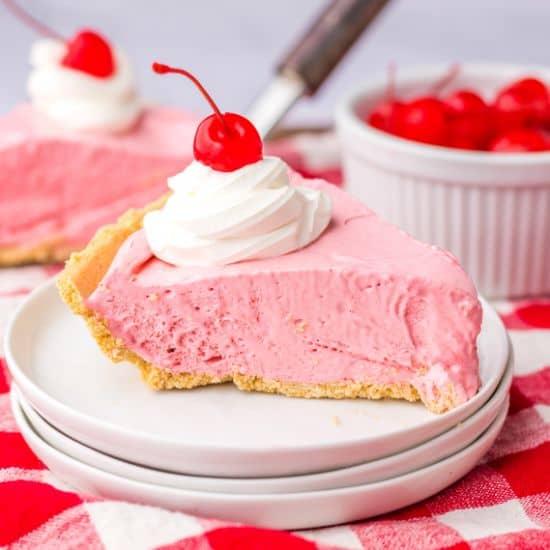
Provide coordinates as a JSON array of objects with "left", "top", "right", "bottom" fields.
[
  {"left": 57, "top": 196, "right": 455, "bottom": 413},
  {"left": 232, "top": 374, "right": 421, "bottom": 403}
]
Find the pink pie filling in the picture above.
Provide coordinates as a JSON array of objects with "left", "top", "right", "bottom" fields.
[
  {"left": 0, "top": 104, "right": 195, "bottom": 249},
  {"left": 87, "top": 174, "right": 482, "bottom": 408}
]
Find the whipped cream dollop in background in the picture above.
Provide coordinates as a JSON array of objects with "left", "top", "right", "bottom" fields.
[
  {"left": 27, "top": 39, "right": 142, "bottom": 133},
  {"left": 143, "top": 157, "right": 332, "bottom": 267}
]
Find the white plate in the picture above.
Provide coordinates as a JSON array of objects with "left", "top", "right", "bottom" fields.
[
  {"left": 14, "top": 354, "right": 512, "bottom": 494},
  {"left": 10, "top": 388, "right": 509, "bottom": 530},
  {"left": 5, "top": 279, "right": 510, "bottom": 477}
]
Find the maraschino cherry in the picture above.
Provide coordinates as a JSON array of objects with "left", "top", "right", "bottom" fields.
[
  {"left": 493, "top": 77, "right": 550, "bottom": 131},
  {"left": 62, "top": 30, "right": 114, "bottom": 77},
  {"left": 489, "top": 128, "right": 549, "bottom": 152},
  {"left": 153, "top": 62, "right": 263, "bottom": 172},
  {"left": 367, "top": 64, "right": 403, "bottom": 133},
  {"left": 444, "top": 90, "right": 492, "bottom": 149},
  {"left": 4, "top": 0, "right": 115, "bottom": 78},
  {"left": 394, "top": 97, "right": 449, "bottom": 146},
  {"left": 370, "top": 65, "right": 461, "bottom": 146},
  {"left": 366, "top": 65, "right": 550, "bottom": 153}
]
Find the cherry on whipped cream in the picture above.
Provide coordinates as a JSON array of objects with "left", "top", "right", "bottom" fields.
[
  {"left": 61, "top": 30, "right": 115, "bottom": 78},
  {"left": 5, "top": 0, "right": 115, "bottom": 78},
  {"left": 152, "top": 62, "right": 263, "bottom": 172}
]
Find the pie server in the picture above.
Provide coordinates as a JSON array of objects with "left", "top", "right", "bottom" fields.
[{"left": 247, "top": 0, "right": 391, "bottom": 139}]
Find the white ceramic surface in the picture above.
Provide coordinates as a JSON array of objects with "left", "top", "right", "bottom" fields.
[
  {"left": 336, "top": 63, "right": 550, "bottom": 298},
  {"left": 16, "top": 350, "right": 512, "bottom": 494},
  {"left": 5, "top": 279, "right": 509, "bottom": 477},
  {"left": 11, "top": 388, "right": 509, "bottom": 530}
]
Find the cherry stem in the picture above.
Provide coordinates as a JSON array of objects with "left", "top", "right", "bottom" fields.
[
  {"left": 430, "top": 63, "right": 460, "bottom": 96},
  {"left": 152, "top": 62, "right": 230, "bottom": 134},
  {"left": 386, "top": 61, "right": 396, "bottom": 101},
  {"left": 3, "top": 0, "right": 63, "bottom": 40}
]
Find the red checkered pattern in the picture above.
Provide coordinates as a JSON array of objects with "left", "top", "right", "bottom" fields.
[{"left": 0, "top": 138, "right": 549, "bottom": 549}]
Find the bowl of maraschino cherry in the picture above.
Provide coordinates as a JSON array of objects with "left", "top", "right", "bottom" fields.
[
  {"left": 367, "top": 65, "right": 550, "bottom": 152},
  {"left": 336, "top": 63, "right": 550, "bottom": 299}
]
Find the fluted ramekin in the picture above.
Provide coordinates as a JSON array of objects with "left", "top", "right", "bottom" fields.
[{"left": 335, "top": 63, "right": 550, "bottom": 298}]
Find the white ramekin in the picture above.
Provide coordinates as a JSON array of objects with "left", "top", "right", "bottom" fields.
[{"left": 335, "top": 63, "right": 550, "bottom": 298}]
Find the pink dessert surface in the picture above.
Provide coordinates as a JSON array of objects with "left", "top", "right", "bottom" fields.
[
  {"left": 86, "top": 172, "right": 482, "bottom": 411},
  {"left": 0, "top": 104, "right": 195, "bottom": 250}
]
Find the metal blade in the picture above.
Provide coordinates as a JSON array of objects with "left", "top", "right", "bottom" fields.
[{"left": 246, "top": 73, "right": 305, "bottom": 140}]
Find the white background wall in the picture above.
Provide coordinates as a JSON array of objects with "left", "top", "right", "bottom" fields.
[{"left": 1, "top": 0, "right": 549, "bottom": 125}]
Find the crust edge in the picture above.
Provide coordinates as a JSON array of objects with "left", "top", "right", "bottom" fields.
[{"left": 55, "top": 194, "right": 217, "bottom": 391}]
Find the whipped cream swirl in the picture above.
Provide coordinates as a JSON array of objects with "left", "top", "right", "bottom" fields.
[
  {"left": 27, "top": 39, "right": 142, "bottom": 133},
  {"left": 143, "top": 157, "right": 332, "bottom": 267}
]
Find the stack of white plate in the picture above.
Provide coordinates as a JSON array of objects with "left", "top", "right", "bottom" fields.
[{"left": 5, "top": 281, "right": 512, "bottom": 530}]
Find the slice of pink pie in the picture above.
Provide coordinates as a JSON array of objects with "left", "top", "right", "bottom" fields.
[
  {"left": 0, "top": 104, "right": 194, "bottom": 265},
  {"left": 58, "top": 63, "right": 482, "bottom": 414},
  {"left": 58, "top": 166, "right": 482, "bottom": 413},
  {"left": 0, "top": 29, "right": 195, "bottom": 265}
]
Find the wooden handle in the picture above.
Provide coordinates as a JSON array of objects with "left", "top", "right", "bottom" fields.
[{"left": 277, "top": 0, "right": 390, "bottom": 95}]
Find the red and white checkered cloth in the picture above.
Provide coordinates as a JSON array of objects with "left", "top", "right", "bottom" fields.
[{"left": 0, "top": 134, "right": 549, "bottom": 549}]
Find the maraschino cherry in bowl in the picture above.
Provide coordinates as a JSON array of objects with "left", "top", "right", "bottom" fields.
[{"left": 336, "top": 63, "right": 550, "bottom": 298}]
